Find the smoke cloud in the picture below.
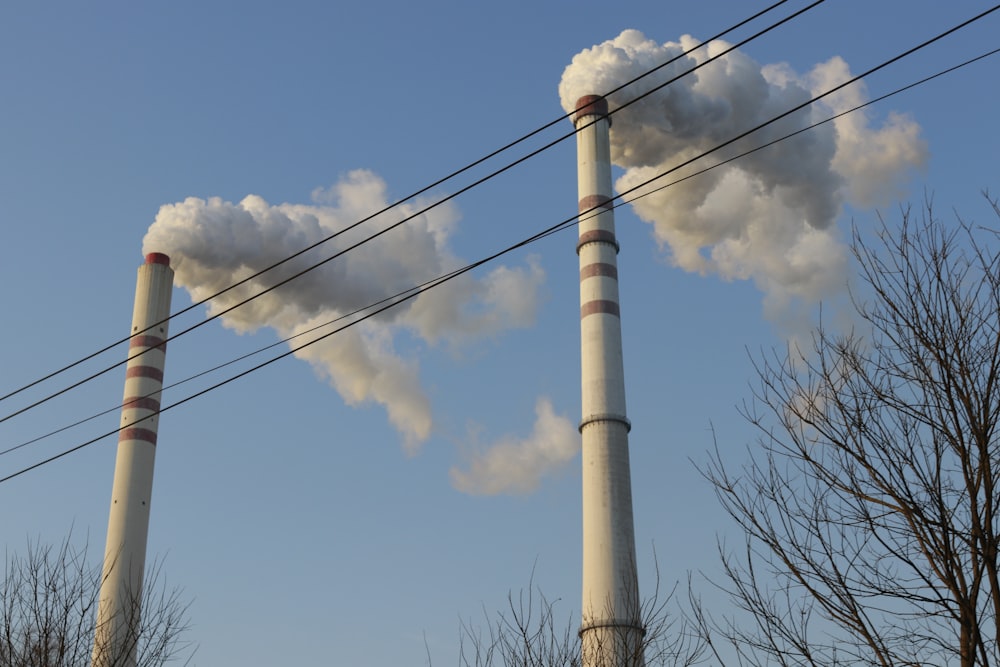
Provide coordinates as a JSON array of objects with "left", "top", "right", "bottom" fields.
[
  {"left": 447, "top": 30, "right": 930, "bottom": 495},
  {"left": 143, "top": 169, "right": 544, "bottom": 452},
  {"left": 559, "top": 30, "right": 926, "bottom": 322},
  {"left": 450, "top": 397, "right": 579, "bottom": 496}
]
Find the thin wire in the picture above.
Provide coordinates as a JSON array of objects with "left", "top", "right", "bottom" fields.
[
  {"left": 0, "top": 267, "right": 455, "bottom": 458},
  {"left": 0, "top": 0, "right": 800, "bottom": 407},
  {"left": 605, "top": 5, "right": 1000, "bottom": 213},
  {"left": 0, "top": 0, "right": 826, "bottom": 427},
  {"left": 619, "top": 46, "right": 1000, "bottom": 209},
  {"left": 4, "top": 37, "right": 997, "bottom": 484}
]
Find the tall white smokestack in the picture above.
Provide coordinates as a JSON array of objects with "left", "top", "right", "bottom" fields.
[
  {"left": 92, "top": 253, "right": 174, "bottom": 667},
  {"left": 574, "top": 95, "right": 644, "bottom": 666}
]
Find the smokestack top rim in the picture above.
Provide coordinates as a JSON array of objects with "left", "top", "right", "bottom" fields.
[
  {"left": 573, "top": 95, "right": 611, "bottom": 127},
  {"left": 145, "top": 252, "right": 170, "bottom": 267}
]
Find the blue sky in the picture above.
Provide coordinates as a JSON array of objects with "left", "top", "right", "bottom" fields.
[{"left": 1, "top": 2, "right": 998, "bottom": 664}]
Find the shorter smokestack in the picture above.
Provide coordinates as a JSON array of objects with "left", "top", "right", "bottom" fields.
[{"left": 93, "top": 253, "right": 173, "bottom": 667}]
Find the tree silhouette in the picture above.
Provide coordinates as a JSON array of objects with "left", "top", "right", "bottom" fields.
[
  {"left": 0, "top": 536, "right": 192, "bottom": 667},
  {"left": 699, "top": 196, "right": 1000, "bottom": 666}
]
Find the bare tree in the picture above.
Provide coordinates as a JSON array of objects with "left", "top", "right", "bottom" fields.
[
  {"left": 456, "top": 567, "right": 706, "bottom": 667},
  {"left": 698, "top": 196, "right": 1000, "bottom": 666},
  {"left": 0, "top": 536, "right": 192, "bottom": 667}
]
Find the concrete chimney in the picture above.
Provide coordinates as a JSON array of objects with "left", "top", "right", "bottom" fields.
[
  {"left": 573, "top": 95, "right": 644, "bottom": 667},
  {"left": 92, "top": 253, "right": 174, "bottom": 667}
]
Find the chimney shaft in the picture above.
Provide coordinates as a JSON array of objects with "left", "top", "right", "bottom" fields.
[
  {"left": 574, "top": 95, "right": 644, "bottom": 667},
  {"left": 92, "top": 253, "right": 174, "bottom": 667}
]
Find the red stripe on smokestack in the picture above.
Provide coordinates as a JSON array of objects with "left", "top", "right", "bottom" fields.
[
  {"left": 576, "top": 230, "right": 619, "bottom": 255},
  {"left": 129, "top": 335, "right": 166, "bottom": 350},
  {"left": 573, "top": 94, "right": 611, "bottom": 126},
  {"left": 122, "top": 396, "right": 161, "bottom": 412},
  {"left": 126, "top": 366, "right": 164, "bottom": 382},
  {"left": 145, "top": 252, "right": 170, "bottom": 266},
  {"left": 580, "top": 300, "right": 621, "bottom": 318},
  {"left": 580, "top": 263, "right": 618, "bottom": 280},
  {"left": 118, "top": 427, "right": 159, "bottom": 445},
  {"left": 579, "top": 194, "right": 614, "bottom": 213}
]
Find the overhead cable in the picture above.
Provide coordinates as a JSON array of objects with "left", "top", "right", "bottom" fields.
[
  {"left": 4, "top": 33, "right": 998, "bottom": 484},
  {"left": 0, "top": 0, "right": 817, "bottom": 414}
]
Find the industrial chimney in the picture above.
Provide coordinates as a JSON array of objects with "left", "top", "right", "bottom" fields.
[
  {"left": 92, "top": 253, "right": 174, "bottom": 667},
  {"left": 573, "top": 95, "right": 644, "bottom": 667}
]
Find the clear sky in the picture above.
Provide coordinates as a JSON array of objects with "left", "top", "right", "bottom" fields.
[{"left": 1, "top": 1, "right": 998, "bottom": 665}]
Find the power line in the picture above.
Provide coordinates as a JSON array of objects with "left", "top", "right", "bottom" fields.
[
  {"left": 0, "top": 0, "right": 804, "bottom": 410},
  {"left": 0, "top": 270, "right": 444, "bottom": 459},
  {"left": 4, "top": 32, "right": 998, "bottom": 485},
  {"left": 619, "top": 46, "right": 1000, "bottom": 209},
  {"left": 0, "top": 0, "right": 828, "bottom": 429}
]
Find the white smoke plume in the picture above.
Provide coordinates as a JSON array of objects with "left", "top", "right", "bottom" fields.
[
  {"left": 450, "top": 397, "right": 579, "bottom": 496},
  {"left": 559, "top": 30, "right": 927, "bottom": 322},
  {"left": 143, "top": 169, "right": 545, "bottom": 452}
]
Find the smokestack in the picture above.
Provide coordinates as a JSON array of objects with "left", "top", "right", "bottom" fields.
[
  {"left": 92, "top": 253, "right": 174, "bottom": 667},
  {"left": 574, "top": 95, "right": 644, "bottom": 667}
]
